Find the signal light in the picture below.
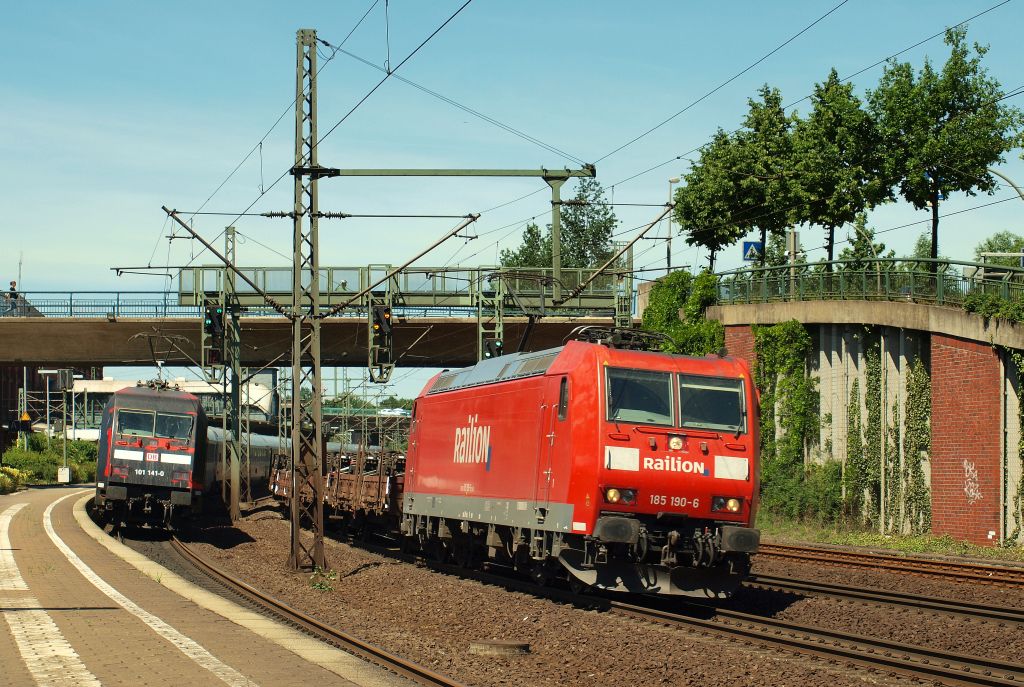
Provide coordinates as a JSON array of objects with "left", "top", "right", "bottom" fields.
[
  {"left": 372, "top": 305, "right": 393, "bottom": 335},
  {"left": 484, "top": 339, "right": 503, "bottom": 358}
]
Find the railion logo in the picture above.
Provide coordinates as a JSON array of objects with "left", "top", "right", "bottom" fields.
[
  {"left": 643, "top": 456, "right": 709, "bottom": 476},
  {"left": 453, "top": 414, "right": 492, "bottom": 470}
]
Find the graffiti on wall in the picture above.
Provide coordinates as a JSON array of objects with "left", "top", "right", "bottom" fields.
[{"left": 963, "top": 459, "right": 983, "bottom": 505}]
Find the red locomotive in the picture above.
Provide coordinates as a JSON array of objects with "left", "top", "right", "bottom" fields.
[{"left": 401, "top": 331, "right": 761, "bottom": 597}]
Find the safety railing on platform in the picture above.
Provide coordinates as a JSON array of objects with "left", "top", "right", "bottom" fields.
[{"left": 715, "top": 258, "right": 1024, "bottom": 308}]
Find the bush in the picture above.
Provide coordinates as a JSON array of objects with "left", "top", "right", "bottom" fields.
[
  {"left": 0, "top": 473, "right": 12, "bottom": 494},
  {"left": 1, "top": 466, "right": 28, "bottom": 490},
  {"left": 2, "top": 434, "right": 97, "bottom": 484}
]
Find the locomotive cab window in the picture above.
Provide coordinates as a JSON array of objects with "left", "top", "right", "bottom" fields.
[
  {"left": 557, "top": 377, "right": 569, "bottom": 421},
  {"left": 116, "top": 410, "right": 155, "bottom": 437},
  {"left": 678, "top": 375, "right": 745, "bottom": 433},
  {"left": 155, "top": 413, "right": 194, "bottom": 440},
  {"left": 606, "top": 368, "right": 673, "bottom": 426}
]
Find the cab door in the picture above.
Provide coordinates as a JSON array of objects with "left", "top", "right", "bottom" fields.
[{"left": 534, "top": 376, "right": 570, "bottom": 518}]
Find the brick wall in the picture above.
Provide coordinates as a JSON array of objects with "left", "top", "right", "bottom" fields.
[
  {"left": 724, "top": 325, "right": 755, "bottom": 368},
  {"left": 930, "top": 333, "right": 1002, "bottom": 545}
]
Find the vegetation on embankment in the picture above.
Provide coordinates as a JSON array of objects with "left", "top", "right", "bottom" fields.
[
  {"left": 1, "top": 433, "right": 97, "bottom": 489},
  {"left": 758, "top": 512, "right": 1024, "bottom": 563}
]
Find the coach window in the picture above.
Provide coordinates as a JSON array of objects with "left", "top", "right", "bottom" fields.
[
  {"left": 606, "top": 367, "right": 673, "bottom": 426},
  {"left": 557, "top": 377, "right": 569, "bottom": 421},
  {"left": 116, "top": 410, "right": 155, "bottom": 437}
]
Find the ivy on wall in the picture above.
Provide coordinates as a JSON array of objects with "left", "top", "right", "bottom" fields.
[
  {"left": 642, "top": 271, "right": 724, "bottom": 356},
  {"left": 902, "top": 357, "right": 932, "bottom": 534},
  {"left": 844, "top": 378, "right": 866, "bottom": 516},
  {"left": 753, "top": 320, "right": 819, "bottom": 517}
]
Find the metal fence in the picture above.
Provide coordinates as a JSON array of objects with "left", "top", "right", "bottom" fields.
[{"left": 716, "top": 258, "right": 1024, "bottom": 308}]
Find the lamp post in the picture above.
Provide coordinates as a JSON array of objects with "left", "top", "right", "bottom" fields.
[{"left": 667, "top": 177, "right": 680, "bottom": 273}]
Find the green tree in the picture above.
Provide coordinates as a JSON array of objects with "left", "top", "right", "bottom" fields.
[
  {"left": 500, "top": 178, "right": 617, "bottom": 269},
  {"left": 673, "top": 129, "right": 748, "bottom": 271},
  {"left": 733, "top": 85, "right": 800, "bottom": 263},
  {"left": 837, "top": 214, "right": 894, "bottom": 270},
  {"left": 793, "top": 69, "right": 887, "bottom": 267},
  {"left": 974, "top": 230, "right": 1024, "bottom": 266},
  {"left": 762, "top": 231, "right": 806, "bottom": 268},
  {"left": 868, "top": 28, "right": 1023, "bottom": 262},
  {"left": 498, "top": 221, "right": 549, "bottom": 268}
]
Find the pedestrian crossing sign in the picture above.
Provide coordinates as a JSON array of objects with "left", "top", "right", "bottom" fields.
[{"left": 742, "top": 241, "right": 763, "bottom": 262}]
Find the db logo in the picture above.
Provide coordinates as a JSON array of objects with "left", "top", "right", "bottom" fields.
[{"left": 145, "top": 452, "right": 159, "bottom": 462}]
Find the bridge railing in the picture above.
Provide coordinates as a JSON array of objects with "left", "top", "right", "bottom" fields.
[
  {"left": 0, "top": 292, "right": 486, "bottom": 319},
  {"left": 179, "top": 264, "right": 624, "bottom": 312},
  {"left": 716, "top": 258, "right": 1024, "bottom": 308}
]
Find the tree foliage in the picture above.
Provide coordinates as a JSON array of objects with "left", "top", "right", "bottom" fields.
[
  {"left": 500, "top": 178, "right": 617, "bottom": 269},
  {"left": 734, "top": 85, "right": 800, "bottom": 258},
  {"left": 868, "top": 27, "right": 1023, "bottom": 261},
  {"left": 974, "top": 230, "right": 1024, "bottom": 266},
  {"left": 641, "top": 271, "right": 723, "bottom": 356},
  {"left": 793, "top": 69, "right": 887, "bottom": 263},
  {"left": 837, "top": 214, "right": 894, "bottom": 270},
  {"left": 673, "top": 129, "right": 748, "bottom": 270}
]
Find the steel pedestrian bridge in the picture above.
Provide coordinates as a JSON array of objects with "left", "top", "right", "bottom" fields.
[{"left": 0, "top": 264, "right": 632, "bottom": 367}]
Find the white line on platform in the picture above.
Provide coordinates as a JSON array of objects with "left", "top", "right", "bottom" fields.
[
  {"left": 43, "top": 492, "right": 257, "bottom": 687},
  {"left": 1, "top": 501, "right": 102, "bottom": 686},
  {"left": 0, "top": 503, "right": 29, "bottom": 591}
]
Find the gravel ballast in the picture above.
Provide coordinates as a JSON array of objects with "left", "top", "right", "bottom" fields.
[{"left": 180, "top": 512, "right": 991, "bottom": 687}]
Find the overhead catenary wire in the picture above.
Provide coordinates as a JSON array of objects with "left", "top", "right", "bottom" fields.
[
  {"left": 594, "top": 0, "right": 852, "bottom": 164},
  {"left": 155, "top": 1, "right": 475, "bottom": 289}
]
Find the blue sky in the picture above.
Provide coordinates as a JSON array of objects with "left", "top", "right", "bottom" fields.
[{"left": 3, "top": 1, "right": 1023, "bottom": 397}]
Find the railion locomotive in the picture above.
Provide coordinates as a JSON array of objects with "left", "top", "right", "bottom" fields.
[{"left": 401, "top": 336, "right": 760, "bottom": 597}]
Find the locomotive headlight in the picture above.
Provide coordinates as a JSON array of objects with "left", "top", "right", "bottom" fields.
[
  {"left": 668, "top": 436, "right": 684, "bottom": 451},
  {"left": 604, "top": 487, "right": 636, "bottom": 505},
  {"left": 712, "top": 496, "right": 743, "bottom": 512}
]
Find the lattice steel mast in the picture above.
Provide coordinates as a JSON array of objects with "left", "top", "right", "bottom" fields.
[{"left": 289, "top": 28, "right": 326, "bottom": 570}]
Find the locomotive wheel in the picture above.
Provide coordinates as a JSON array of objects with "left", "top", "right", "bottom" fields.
[
  {"left": 530, "top": 561, "right": 552, "bottom": 586},
  {"left": 429, "top": 539, "right": 451, "bottom": 563},
  {"left": 568, "top": 576, "right": 592, "bottom": 595},
  {"left": 398, "top": 535, "right": 417, "bottom": 554}
]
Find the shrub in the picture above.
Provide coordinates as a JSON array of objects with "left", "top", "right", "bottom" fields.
[{"left": 0, "top": 473, "right": 12, "bottom": 494}]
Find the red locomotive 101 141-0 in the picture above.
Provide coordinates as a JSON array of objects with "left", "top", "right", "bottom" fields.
[{"left": 401, "top": 329, "right": 760, "bottom": 597}]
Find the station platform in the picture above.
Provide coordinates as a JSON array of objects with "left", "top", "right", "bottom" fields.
[{"left": 0, "top": 486, "right": 402, "bottom": 686}]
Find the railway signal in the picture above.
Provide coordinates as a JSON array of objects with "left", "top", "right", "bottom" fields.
[
  {"left": 202, "top": 298, "right": 225, "bottom": 370},
  {"left": 372, "top": 305, "right": 393, "bottom": 335},
  {"left": 484, "top": 338, "right": 503, "bottom": 358}
]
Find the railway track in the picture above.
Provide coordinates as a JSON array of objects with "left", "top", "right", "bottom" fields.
[
  {"left": 169, "top": 536, "right": 467, "bottom": 687},
  {"left": 167, "top": 526, "right": 1024, "bottom": 686},
  {"left": 760, "top": 542, "right": 1024, "bottom": 587},
  {"left": 383, "top": 542, "right": 1024, "bottom": 686},
  {"left": 747, "top": 573, "right": 1024, "bottom": 625},
  {"left": 612, "top": 598, "right": 1024, "bottom": 686}
]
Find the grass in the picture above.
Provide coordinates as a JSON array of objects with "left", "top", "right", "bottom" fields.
[{"left": 757, "top": 511, "right": 1024, "bottom": 564}]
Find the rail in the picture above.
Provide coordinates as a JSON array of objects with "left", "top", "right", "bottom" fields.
[{"left": 715, "top": 257, "right": 1024, "bottom": 308}]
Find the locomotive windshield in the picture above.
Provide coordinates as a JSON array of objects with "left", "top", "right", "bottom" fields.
[
  {"left": 606, "top": 368, "right": 673, "bottom": 426},
  {"left": 156, "top": 413, "right": 194, "bottom": 440},
  {"left": 116, "top": 410, "right": 155, "bottom": 437},
  {"left": 678, "top": 374, "right": 745, "bottom": 433},
  {"left": 115, "top": 410, "right": 194, "bottom": 440}
]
